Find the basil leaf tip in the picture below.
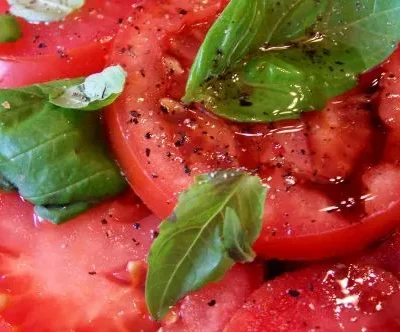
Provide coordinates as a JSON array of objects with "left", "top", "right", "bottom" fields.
[
  {"left": 145, "top": 170, "right": 267, "bottom": 320},
  {"left": 0, "top": 14, "right": 22, "bottom": 43},
  {"left": 0, "top": 66, "right": 127, "bottom": 223},
  {"left": 185, "top": 0, "right": 400, "bottom": 123},
  {"left": 7, "top": 0, "right": 85, "bottom": 22}
]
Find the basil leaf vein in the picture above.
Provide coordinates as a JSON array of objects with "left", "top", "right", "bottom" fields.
[{"left": 145, "top": 171, "right": 267, "bottom": 320}]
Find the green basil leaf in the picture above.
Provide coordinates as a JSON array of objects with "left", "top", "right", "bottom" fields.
[
  {"left": 0, "top": 69, "right": 127, "bottom": 223},
  {"left": 50, "top": 66, "right": 127, "bottom": 110},
  {"left": 184, "top": 0, "right": 328, "bottom": 101},
  {"left": 0, "top": 14, "right": 22, "bottom": 43},
  {"left": 7, "top": 0, "right": 84, "bottom": 22},
  {"left": 185, "top": 0, "right": 400, "bottom": 123},
  {"left": 145, "top": 171, "right": 267, "bottom": 320}
]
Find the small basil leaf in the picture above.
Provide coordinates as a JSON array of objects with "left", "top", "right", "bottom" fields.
[
  {"left": 186, "top": 0, "right": 400, "bottom": 123},
  {"left": 7, "top": 0, "right": 84, "bottom": 22},
  {"left": 0, "top": 70, "right": 127, "bottom": 223},
  {"left": 0, "top": 14, "right": 22, "bottom": 43},
  {"left": 34, "top": 201, "right": 94, "bottom": 225},
  {"left": 145, "top": 171, "right": 266, "bottom": 320},
  {"left": 50, "top": 66, "right": 127, "bottom": 110}
]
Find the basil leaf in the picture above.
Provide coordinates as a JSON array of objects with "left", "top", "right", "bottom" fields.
[
  {"left": 184, "top": 0, "right": 328, "bottom": 101},
  {"left": 0, "top": 68, "right": 127, "bottom": 223},
  {"left": 185, "top": 0, "right": 400, "bottom": 123},
  {"left": 50, "top": 66, "right": 127, "bottom": 110},
  {"left": 0, "top": 14, "right": 22, "bottom": 43},
  {"left": 7, "top": 0, "right": 84, "bottom": 22},
  {"left": 145, "top": 171, "right": 267, "bottom": 320}
]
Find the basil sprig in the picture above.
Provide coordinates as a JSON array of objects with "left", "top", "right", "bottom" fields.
[
  {"left": 145, "top": 171, "right": 267, "bottom": 320},
  {"left": 0, "top": 66, "right": 127, "bottom": 223},
  {"left": 7, "top": 0, "right": 84, "bottom": 22},
  {"left": 184, "top": 0, "right": 400, "bottom": 122},
  {"left": 0, "top": 14, "right": 22, "bottom": 43}
]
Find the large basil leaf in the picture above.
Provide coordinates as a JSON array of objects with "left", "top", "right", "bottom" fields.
[
  {"left": 185, "top": 0, "right": 400, "bottom": 123},
  {"left": 0, "top": 67, "right": 127, "bottom": 223},
  {"left": 7, "top": 0, "right": 84, "bottom": 22},
  {"left": 0, "top": 14, "right": 22, "bottom": 43},
  {"left": 146, "top": 171, "right": 267, "bottom": 320}
]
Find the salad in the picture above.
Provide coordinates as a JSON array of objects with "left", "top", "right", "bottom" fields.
[{"left": 0, "top": 0, "right": 400, "bottom": 331}]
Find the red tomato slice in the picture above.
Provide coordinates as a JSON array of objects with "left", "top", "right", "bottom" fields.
[
  {"left": 0, "top": 0, "right": 136, "bottom": 87},
  {"left": 105, "top": 0, "right": 400, "bottom": 260},
  {"left": 225, "top": 263, "right": 400, "bottom": 332}
]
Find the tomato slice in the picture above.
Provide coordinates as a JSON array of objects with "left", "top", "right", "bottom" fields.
[
  {"left": 105, "top": 0, "right": 400, "bottom": 260},
  {"left": 0, "top": 0, "right": 136, "bottom": 87},
  {"left": 224, "top": 263, "right": 400, "bottom": 332}
]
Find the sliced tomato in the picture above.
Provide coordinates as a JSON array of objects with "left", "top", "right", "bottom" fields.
[
  {"left": 0, "top": 0, "right": 136, "bottom": 87},
  {"left": 163, "top": 263, "right": 264, "bottom": 332},
  {"left": 0, "top": 191, "right": 160, "bottom": 331},
  {"left": 106, "top": 0, "right": 400, "bottom": 260},
  {"left": 225, "top": 263, "right": 400, "bottom": 332}
]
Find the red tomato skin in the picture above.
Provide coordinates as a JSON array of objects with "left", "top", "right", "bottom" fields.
[{"left": 225, "top": 263, "right": 400, "bottom": 332}]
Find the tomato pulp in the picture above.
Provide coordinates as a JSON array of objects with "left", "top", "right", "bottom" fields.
[{"left": 106, "top": 0, "right": 400, "bottom": 260}]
